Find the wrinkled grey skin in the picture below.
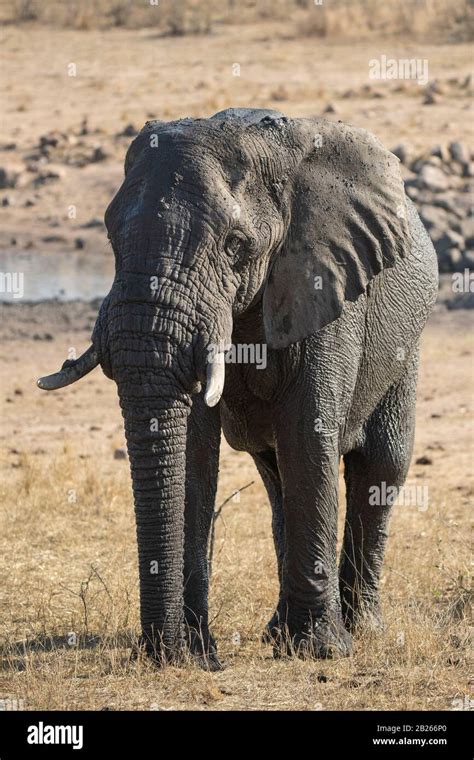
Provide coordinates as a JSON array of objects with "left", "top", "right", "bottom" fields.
[{"left": 38, "top": 108, "right": 438, "bottom": 669}]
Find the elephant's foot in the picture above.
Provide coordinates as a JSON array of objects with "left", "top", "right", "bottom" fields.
[
  {"left": 186, "top": 626, "right": 225, "bottom": 672},
  {"left": 262, "top": 610, "right": 280, "bottom": 644},
  {"left": 265, "top": 608, "right": 352, "bottom": 660},
  {"left": 131, "top": 627, "right": 224, "bottom": 670},
  {"left": 340, "top": 587, "right": 384, "bottom": 635},
  {"left": 131, "top": 632, "right": 185, "bottom": 668}
]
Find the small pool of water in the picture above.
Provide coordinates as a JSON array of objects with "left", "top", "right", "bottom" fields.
[{"left": 0, "top": 251, "right": 115, "bottom": 301}]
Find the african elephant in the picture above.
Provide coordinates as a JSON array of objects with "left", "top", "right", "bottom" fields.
[{"left": 38, "top": 108, "right": 438, "bottom": 669}]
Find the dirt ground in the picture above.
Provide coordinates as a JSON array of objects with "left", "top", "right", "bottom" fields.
[
  {"left": 0, "top": 296, "right": 472, "bottom": 710},
  {"left": 0, "top": 17, "right": 472, "bottom": 711}
]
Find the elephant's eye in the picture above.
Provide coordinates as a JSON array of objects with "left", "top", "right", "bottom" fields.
[{"left": 224, "top": 231, "right": 251, "bottom": 266}]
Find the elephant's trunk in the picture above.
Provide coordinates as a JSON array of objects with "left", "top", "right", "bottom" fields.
[{"left": 121, "top": 374, "right": 191, "bottom": 662}]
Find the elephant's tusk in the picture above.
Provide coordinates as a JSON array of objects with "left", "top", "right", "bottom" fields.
[
  {"left": 204, "top": 351, "right": 226, "bottom": 407},
  {"left": 37, "top": 345, "right": 99, "bottom": 391}
]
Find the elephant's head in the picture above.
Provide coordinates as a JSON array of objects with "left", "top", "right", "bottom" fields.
[{"left": 37, "top": 108, "right": 409, "bottom": 661}]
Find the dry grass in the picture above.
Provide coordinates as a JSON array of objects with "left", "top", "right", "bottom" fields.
[
  {"left": 296, "top": 0, "right": 473, "bottom": 41},
  {"left": 3, "top": 0, "right": 473, "bottom": 41},
  {"left": 0, "top": 311, "right": 471, "bottom": 711}
]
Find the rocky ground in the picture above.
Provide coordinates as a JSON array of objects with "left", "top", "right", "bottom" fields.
[{"left": 395, "top": 136, "right": 474, "bottom": 272}]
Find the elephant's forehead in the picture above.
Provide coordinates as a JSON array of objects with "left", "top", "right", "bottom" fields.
[{"left": 134, "top": 119, "right": 255, "bottom": 175}]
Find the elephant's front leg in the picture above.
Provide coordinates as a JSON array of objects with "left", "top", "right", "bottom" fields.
[
  {"left": 274, "top": 409, "right": 352, "bottom": 659},
  {"left": 183, "top": 393, "right": 222, "bottom": 670}
]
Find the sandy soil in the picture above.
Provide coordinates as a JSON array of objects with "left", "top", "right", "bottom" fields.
[{"left": 0, "top": 295, "right": 471, "bottom": 711}]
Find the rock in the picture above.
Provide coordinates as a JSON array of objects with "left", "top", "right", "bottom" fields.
[
  {"left": 446, "top": 288, "right": 474, "bottom": 309},
  {"left": 461, "top": 73, "right": 473, "bottom": 91},
  {"left": 434, "top": 229, "right": 465, "bottom": 256},
  {"left": 449, "top": 161, "right": 465, "bottom": 177},
  {"left": 423, "top": 91, "right": 440, "bottom": 105},
  {"left": 391, "top": 143, "right": 410, "bottom": 164},
  {"left": 42, "top": 235, "right": 67, "bottom": 243},
  {"left": 74, "top": 237, "right": 85, "bottom": 249},
  {"left": 91, "top": 145, "right": 108, "bottom": 162},
  {"left": 417, "top": 164, "right": 449, "bottom": 192},
  {"left": 80, "top": 218, "right": 104, "bottom": 229},
  {"left": 446, "top": 248, "right": 464, "bottom": 271},
  {"left": 410, "top": 155, "right": 438, "bottom": 173},
  {"left": 114, "top": 448, "right": 127, "bottom": 460},
  {"left": 419, "top": 204, "right": 448, "bottom": 231},
  {"left": 399, "top": 165, "right": 416, "bottom": 184},
  {"left": 120, "top": 123, "right": 138, "bottom": 137},
  {"left": 0, "top": 163, "right": 25, "bottom": 189},
  {"left": 405, "top": 184, "right": 419, "bottom": 200},
  {"left": 462, "top": 250, "right": 474, "bottom": 267},
  {"left": 429, "top": 144, "right": 450, "bottom": 162},
  {"left": 449, "top": 141, "right": 469, "bottom": 164},
  {"left": 24, "top": 153, "right": 42, "bottom": 164},
  {"left": 323, "top": 103, "right": 337, "bottom": 113},
  {"left": 1, "top": 195, "right": 12, "bottom": 206},
  {"left": 428, "top": 80, "right": 444, "bottom": 95},
  {"left": 449, "top": 192, "right": 473, "bottom": 217},
  {"left": 39, "top": 131, "right": 66, "bottom": 150},
  {"left": 460, "top": 217, "right": 474, "bottom": 248},
  {"left": 79, "top": 118, "right": 89, "bottom": 136},
  {"left": 33, "top": 167, "right": 65, "bottom": 186},
  {"left": 416, "top": 455, "right": 432, "bottom": 465},
  {"left": 431, "top": 192, "right": 464, "bottom": 217},
  {"left": 438, "top": 247, "right": 463, "bottom": 273}
]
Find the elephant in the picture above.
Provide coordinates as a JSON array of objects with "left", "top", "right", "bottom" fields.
[{"left": 37, "top": 108, "right": 438, "bottom": 670}]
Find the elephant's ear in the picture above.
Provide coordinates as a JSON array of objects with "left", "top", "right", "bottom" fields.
[{"left": 262, "top": 119, "right": 410, "bottom": 349}]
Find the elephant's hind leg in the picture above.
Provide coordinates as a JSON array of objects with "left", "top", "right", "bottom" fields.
[{"left": 339, "top": 350, "right": 419, "bottom": 632}]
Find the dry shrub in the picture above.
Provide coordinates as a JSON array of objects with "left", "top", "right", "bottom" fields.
[
  {"left": 297, "top": 0, "right": 474, "bottom": 42},
  {"left": 4, "top": 0, "right": 215, "bottom": 32},
  {"left": 4, "top": 0, "right": 471, "bottom": 40},
  {"left": 107, "top": 0, "right": 132, "bottom": 28},
  {"left": 11, "top": 0, "right": 38, "bottom": 22},
  {"left": 160, "top": 0, "right": 213, "bottom": 37}
]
